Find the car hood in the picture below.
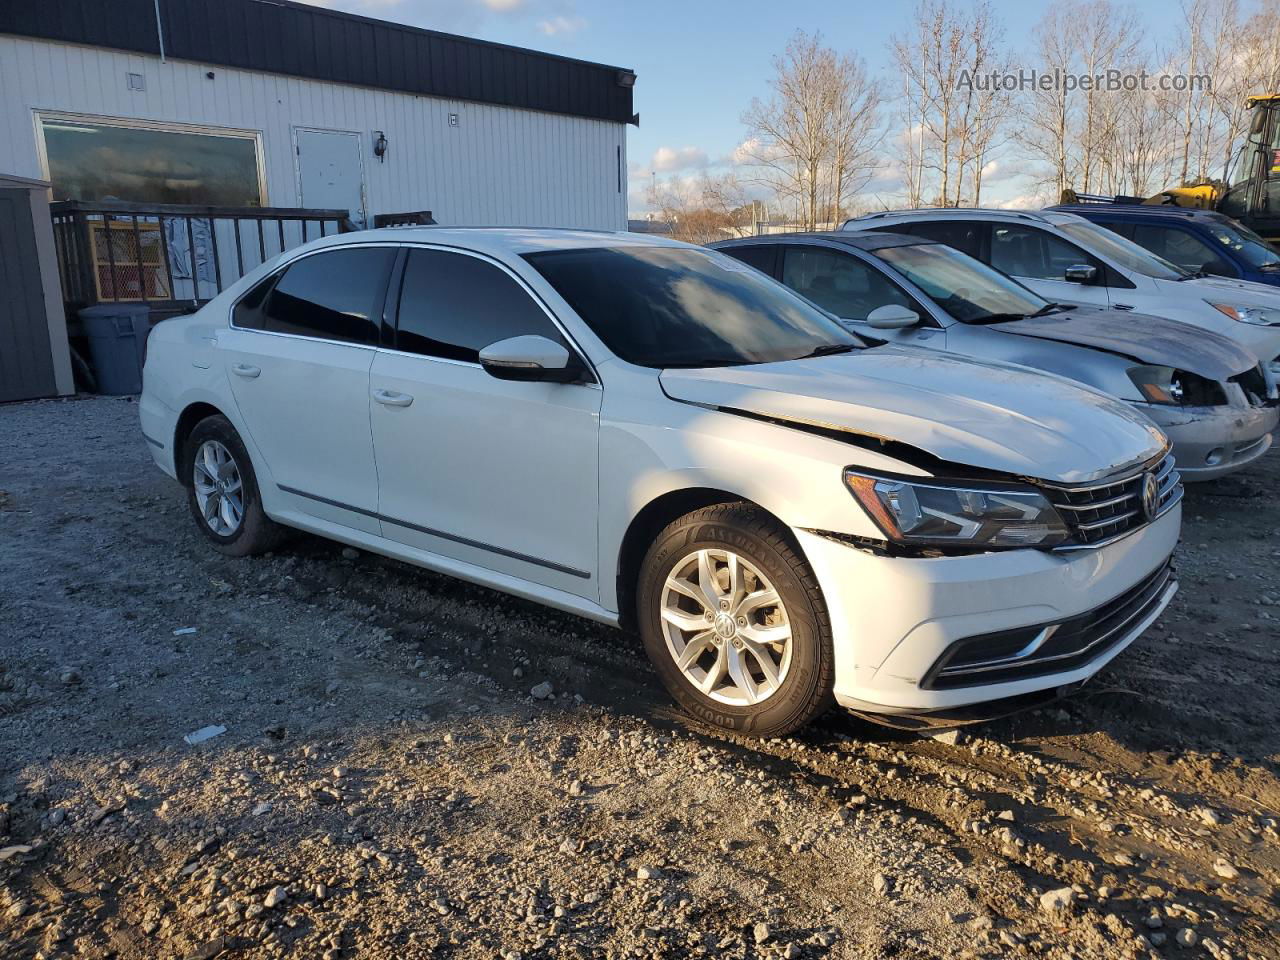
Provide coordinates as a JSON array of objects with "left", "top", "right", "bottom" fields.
[
  {"left": 659, "top": 347, "right": 1168, "bottom": 484},
  {"left": 1186, "top": 274, "right": 1280, "bottom": 310},
  {"left": 990, "top": 306, "right": 1256, "bottom": 379}
]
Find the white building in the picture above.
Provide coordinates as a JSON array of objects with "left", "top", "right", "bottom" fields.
[{"left": 0, "top": 0, "right": 637, "bottom": 230}]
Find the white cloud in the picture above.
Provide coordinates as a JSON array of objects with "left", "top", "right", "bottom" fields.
[
  {"left": 482, "top": 0, "right": 525, "bottom": 8},
  {"left": 537, "top": 14, "right": 586, "bottom": 34},
  {"left": 992, "top": 189, "right": 1052, "bottom": 210},
  {"left": 651, "top": 146, "right": 709, "bottom": 173}
]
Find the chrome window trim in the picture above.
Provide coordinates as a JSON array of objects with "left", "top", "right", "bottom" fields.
[
  {"left": 226, "top": 240, "right": 403, "bottom": 346},
  {"left": 226, "top": 240, "right": 601, "bottom": 386}
]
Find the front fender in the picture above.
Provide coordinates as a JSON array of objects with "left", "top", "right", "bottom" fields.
[{"left": 597, "top": 400, "right": 915, "bottom": 612}]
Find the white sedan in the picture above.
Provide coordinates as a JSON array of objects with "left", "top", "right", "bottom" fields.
[{"left": 140, "top": 228, "right": 1181, "bottom": 736}]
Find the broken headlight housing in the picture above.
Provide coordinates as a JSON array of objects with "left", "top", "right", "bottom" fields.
[
  {"left": 844, "top": 471, "right": 1070, "bottom": 548},
  {"left": 1208, "top": 301, "right": 1280, "bottom": 326},
  {"left": 1127, "top": 365, "right": 1225, "bottom": 405}
]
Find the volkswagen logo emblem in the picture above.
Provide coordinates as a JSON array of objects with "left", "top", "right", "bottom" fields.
[{"left": 1140, "top": 472, "right": 1160, "bottom": 522}]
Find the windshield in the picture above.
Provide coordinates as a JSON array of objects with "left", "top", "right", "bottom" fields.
[
  {"left": 524, "top": 246, "right": 860, "bottom": 368},
  {"left": 1205, "top": 220, "right": 1280, "bottom": 269},
  {"left": 1056, "top": 219, "right": 1189, "bottom": 280},
  {"left": 876, "top": 242, "right": 1048, "bottom": 323}
]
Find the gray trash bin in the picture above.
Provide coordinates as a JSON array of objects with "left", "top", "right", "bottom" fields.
[{"left": 79, "top": 304, "right": 151, "bottom": 395}]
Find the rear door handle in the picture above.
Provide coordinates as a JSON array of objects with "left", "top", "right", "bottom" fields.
[
  {"left": 373, "top": 389, "right": 413, "bottom": 407},
  {"left": 232, "top": 363, "right": 261, "bottom": 378}
]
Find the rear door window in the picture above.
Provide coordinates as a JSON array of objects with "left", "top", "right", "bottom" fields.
[
  {"left": 259, "top": 247, "right": 394, "bottom": 344},
  {"left": 781, "top": 246, "right": 921, "bottom": 321}
]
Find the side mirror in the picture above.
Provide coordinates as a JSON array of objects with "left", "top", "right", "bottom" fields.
[
  {"left": 1064, "top": 264, "right": 1098, "bottom": 283},
  {"left": 866, "top": 304, "right": 921, "bottom": 329},
  {"left": 479, "top": 335, "right": 586, "bottom": 383}
]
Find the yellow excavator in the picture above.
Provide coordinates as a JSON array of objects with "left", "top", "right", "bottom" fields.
[{"left": 1062, "top": 94, "right": 1280, "bottom": 246}]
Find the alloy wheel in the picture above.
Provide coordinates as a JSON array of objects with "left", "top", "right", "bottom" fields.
[
  {"left": 192, "top": 439, "right": 244, "bottom": 536},
  {"left": 659, "top": 548, "right": 793, "bottom": 706}
]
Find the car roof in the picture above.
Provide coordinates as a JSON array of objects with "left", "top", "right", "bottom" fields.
[
  {"left": 711, "top": 230, "right": 931, "bottom": 253},
  {"left": 287, "top": 225, "right": 691, "bottom": 258},
  {"left": 1047, "top": 203, "right": 1238, "bottom": 225},
  {"left": 843, "top": 207, "right": 1088, "bottom": 228}
]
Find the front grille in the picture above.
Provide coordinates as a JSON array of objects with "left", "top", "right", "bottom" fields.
[
  {"left": 923, "top": 560, "right": 1176, "bottom": 689},
  {"left": 1041, "top": 452, "right": 1181, "bottom": 548}
]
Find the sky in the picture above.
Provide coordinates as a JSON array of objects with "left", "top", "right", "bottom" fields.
[{"left": 298, "top": 0, "right": 1179, "bottom": 216}]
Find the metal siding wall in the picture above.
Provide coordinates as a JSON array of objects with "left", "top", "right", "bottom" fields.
[{"left": 0, "top": 36, "right": 627, "bottom": 230}]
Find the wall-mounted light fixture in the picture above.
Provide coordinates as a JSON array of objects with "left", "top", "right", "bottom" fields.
[
  {"left": 616, "top": 70, "right": 636, "bottom": 88},
  {"left": 373, "top": 130, "right": 388, "bottom": 163}
]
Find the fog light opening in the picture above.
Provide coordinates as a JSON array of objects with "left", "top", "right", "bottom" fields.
[{"left": 1204, "top": 447, "right": 1225, "bottom": 466}]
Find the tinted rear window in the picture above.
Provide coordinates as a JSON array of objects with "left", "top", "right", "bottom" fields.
[{"left": 261, "top": 247, "right": 395, "bottom": 344}]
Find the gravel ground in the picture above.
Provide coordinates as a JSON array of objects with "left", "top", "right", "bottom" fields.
[{"left": 1, "top": 395, "right": 1278, "bottom": 960}]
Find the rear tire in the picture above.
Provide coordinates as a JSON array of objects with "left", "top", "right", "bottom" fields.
[
  {"left": 183, "top": 415, "right": 285, "bottom": 557},
  {"left": 637, "top": 503, "right": 835, "bottom": 737}
]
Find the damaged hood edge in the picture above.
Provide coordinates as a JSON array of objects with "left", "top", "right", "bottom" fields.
[
  {"left": 989, "top": 307, "right": 1258, "bottom": 380},
  {"left": 660, "top": 347, "right": 1169, "bottom": 485}
]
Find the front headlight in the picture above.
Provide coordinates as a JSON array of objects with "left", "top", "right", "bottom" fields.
[
  {"left": 1127, "top": 364, "right": 1184, "bottom": 404},
  {"left": 1127, "top": 365, "right": 1225, "bottom": 405},
  {"left": 844, "top": 471, "right": 1070, "bottom": 548},
  {"left": 1208, "top": 301, "right": 1280, "bottom": 326}
]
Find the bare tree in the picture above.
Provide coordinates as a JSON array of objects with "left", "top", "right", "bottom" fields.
[
  {"left": 647, "top": 173, "right": 753, "bottom": 245},
  {"left": 890, "top": 0, "right": 1008, "bottom": 207},
  {"left": 1072, "top": 2, "right": 1141, "bottom": 192},
  {"left": 954, "top": 1, "right": 1011, "bottom": 204},
  {"left": 825, "top": 57, "right": 885, "bottom": 223},
  {"left": 1015, "top": 4, "right": 1077, "bottom": 198},
  {"left": 741, "top": 32, "right": 882, "bottom": 230}
]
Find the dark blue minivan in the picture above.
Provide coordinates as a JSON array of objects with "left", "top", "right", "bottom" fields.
[{"left": 1049, "top": 204, "right": 1280, "bottom": 288}]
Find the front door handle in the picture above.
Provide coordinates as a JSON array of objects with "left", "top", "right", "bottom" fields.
[
  {"left": 232, "top": 363, "right": 261, "bottom": 378},
  {"left": 373, "top": 389, "right": 414, "bottom": 407}
]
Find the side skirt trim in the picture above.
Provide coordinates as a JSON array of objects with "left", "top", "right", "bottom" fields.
[{"left": 277, "top": 484, "right": 591, "bottom": 580}]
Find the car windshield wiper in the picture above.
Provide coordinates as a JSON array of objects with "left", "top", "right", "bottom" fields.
[
  {"left": 1027, "top": 302, "right": 1072, "bottom": 318},
  {"left": 797, "top": 343, "right": 860, "bottom": 359},
  {"left": 655, "top": 359, "right": 755, "bottom": 369},
  {"left": 1176, "top": 270, "right": 1210, "bottom": 280},
  {"left": 965, "top": 312, "right": 1027, "bottom": 324}
]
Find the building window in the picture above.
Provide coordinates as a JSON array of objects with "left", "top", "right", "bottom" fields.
[{"left": 37, "top": 113, "right": 264, "bottom": 206}]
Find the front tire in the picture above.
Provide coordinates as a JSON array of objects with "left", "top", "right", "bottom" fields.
[
  {"left": 183, "top": 415, "right": 284, "bottom": 557},
  {"left": 637, "top": 503, "right": 835, "bottom": 737}
]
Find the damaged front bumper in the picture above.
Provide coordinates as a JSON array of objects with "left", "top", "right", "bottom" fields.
[
  {"left": 1139, "top": 400, "right": 1277, "bottom": 482},
  {"left": 795, "top": 503, "right": 1181, "bottom": 715}
]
